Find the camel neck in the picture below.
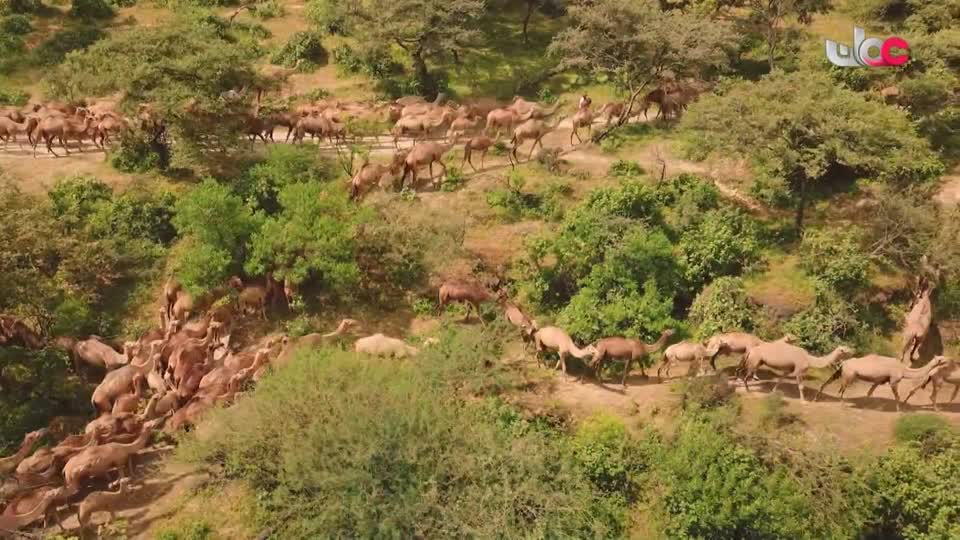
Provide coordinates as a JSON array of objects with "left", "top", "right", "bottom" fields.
[
  {"left": 905, "top": 360, "right": 940, "bottom": 379},
  {"left": 810, "top": 350, "right": 841, "bottom": 369}
]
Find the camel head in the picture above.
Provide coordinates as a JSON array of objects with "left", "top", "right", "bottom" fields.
[
  {"left": 704, "top": 337, "right": 725, "bottom": 357},
  {"left": 582, "top": 344, "right": 599, "bottom": 358},
  {"left": 25, "top": 429, "right": 49, "bottom": 445},
  {"left": 833, "top": 346, "right": 856, "bottom": 364},
  {"left": 928, "top": 355, "right": 952, "bottom": 373}
]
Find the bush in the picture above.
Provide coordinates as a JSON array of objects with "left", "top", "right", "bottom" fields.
[
  {"left": 0, "top": 0, "right": 41, "bottom": 14},
  {"left": 1, "top": 14, "right": 31, "bottom": 34},
  {"left": 0, "top": 86, "right": 27, "bottom": 105},
  {"left": 306, "top": 0, "right": 346, "bottom": 34},
  {"left": 799, "top": 228, "right": 869, "bottom": 297},
  {"left": 271, "top": 31, "right": 326, "bottom": 71},
  {"left": 570, "top": 414, "right": 646, "bottom": 500},
  {"left": 485, "top": 172, "right": 566, "bottom": 222},
  {"left": 69, "top": 0, "right": 114, "bottom": 19},
  {"left": 439, "top": 165, "right": 464, "bottom": 192},
  {"left": 678, "top": 207, "right": 762, "bottom": 292},
  {"left": 894, "top": 414, "right": 954, "bottom": 445},
  {"left": 179, "top": 329, "right": 629, "bottom": 537},
  {"left": 607, "top": 159, "right": 644, "bottom": 178},
  {"left": 759, "top": 391, "right": 800, "bottom": 428},
  {"left": 689, "top": 276, "right": 755, "bottom": 339},
  {"left": 252, "top": 0, "right": 283, "bottom": 18},
  {"left": 110, "top": 132, "right": 164, "bottom": 172},
  {"left": 33, "top": 26, "right": 104, "bottom": 66},
  {"left": 784, "top": 289, "right": 863, "bottom": 354},
  {"left": 48, "top": 175, "right": 113, "bottom": 232},
  {"left": 677, "top": 374, "right": 734, "bottom": 411},
  {"left": 236, "top": 144, "right": 335, "bottom": 214}
]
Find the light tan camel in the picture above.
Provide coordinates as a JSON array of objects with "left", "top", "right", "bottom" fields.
[
  {"left": 77, "top": 477, "right": 131, "bottom": 532},
  {"left": 437, "top": 280, "right": 495, "bottom": 324},
  {"left": 63, "top": 425, "right": 152, "bottom": 493},
  {"left": 399, "top": 141, "right": 455, "bottom": 190},
  {"left": 84, "top": 412, "right": 141, "bottom": 444},
  {"left": 705, "top": 332, "right": 797, "bottom": 373},
  {"left": 599, "top": 102, "right": 624, "bottom": 126},
  {"left": 503, "top": 299, "right": 537, "bottom": 344},
  {"left": 533, "top": 326, "right": 598, "bottom": 379},
  {"left": 350, "top": 152, "right": 407, "bottom": 199},
  {"left": 446, "top": 114, "right": 481, "bottom": 142},
  {"left": 569, "top": 105, "right": 594, "bottom": 145},
  {"left": 0, "top": 486, "right": 66, "bottom": 532},
  {"left": 111, "top": 373, "right": 146, "bottom": 415},
  {"left": 391, "top": 111, "right": 455, "bottom": 148},
  {"left": 816, "top": 355, "right": 949, "bottom": 411},
  {"left": 900, "top": 284, "right": 934, "bottom": 364},
  {"left": 354, "top": 334, "right": 420, "bottom": 358},
  {"left": 91, "top": 342, "right": 160, "bottom": 414},
  {"left": 660, "top": 338, "right": 724, "bottom": 379},
  {"left": 0, "top": 116, "right": 38, "bottom": 150},
  {"left": 742, "top": 343, "right": 855, "bottom": 401},
  {"left": 74, "top": 338, "right": 134, "bottom": 372},
  {"left": 0, "top": 429, "right": 47, "bottom": 477},
  {"left": 484, "top": 107, "right": 534, "bottom": 139},
  {"left": 590, "top": 330, "right": 676, "bottom": 387},
  {"left": 509, "top": 115, "right": 564, "bottom": 164},
  {"left": 461, "top": 135, "right": 497, "bottom": 172},
  {"left": 904, "top": 357, "right": 960, "bottom": 411}
]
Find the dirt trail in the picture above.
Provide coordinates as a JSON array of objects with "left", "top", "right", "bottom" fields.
[{"left": 935, "top": 166, "right": 960, "bottom": 207}]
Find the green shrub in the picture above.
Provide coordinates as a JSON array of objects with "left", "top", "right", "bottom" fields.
[
  {"left": 676, "top": 374, "right": 734, "bottom": 411},
  {"left": 0, "top": 31, "right": 24, "bottom": 54},
  {"left": 607, "top": 159, "right": 644, "bottom": 178},
  {"left": 799, "top": 228, "right": 869, "bottom": 297},
  {"left": 678, "top": 207, "right": 762, "bottom": 292},
  {"left": 0, "top": 0, "right": 41, "bottom": 14},
  {"left": 1, "top": 14, "right": 32, "bottom": 34},
  {"left": 784, "top": 289, "right": 863, "bottom": 354},
  {"left": 689, "top": 276, "right": 755, "bottom": 339},
  {"left": 439, "top": 165, "right": 464, "bottom": 192},
  {"left": 110, "top": 132, "right": 164, "bottom": 172},
  {"left": 252, "top": 0, "right": 282, "bottom": 18},
  {"left": 179, "top": 329, "right": 628, "bottom": 537},
  {"left": 69, "top": 0, "right": 114, "bottom": 19},
  {"left": 894, "top": 414, "right": 954, "bottom": 445},
  {"left": 33, "top": 26, "right": 104, "bottom": 66},
  {"left": 156, "top": 520, "right": 214, "bottom": 540},
  {"left": 271, "top": 31, "right": 326, "bottom": 71},
  {"left": 306, "top": 0, "right": 346, "bottom": 34},
  {"left": 570, "top": 414, "right": 646, "bottom": 500},
  {"left": 0, "top": 86, "right": 27, "bottom": 105},
  {"left": 88, "top": 189, "right": 178, "bottom": 245},
  {"left": 486, "top": 172, "right": 565, "bottom": 222},
  {"left": 236, "top": 144, "right": 335, "bottom": 214},
  {"left": 759, "top": 391, "right": 800, "bottom": 428},
  {"left": 48, "top": 175, "right": 113, "bottom": 232},
  {"left": 536, "top": 86, "right": 558, "bottom": 105}
]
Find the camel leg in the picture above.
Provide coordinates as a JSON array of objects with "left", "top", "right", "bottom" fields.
[
  {"left": 795, "top": 373, "right": 806, "bottom": 401},
  {"left": 621, "top": 358, "right": 631, "bottom": 388},
  {"left": 815, "top": 368, "right": 843, "bottom": 401},
  {"left": 929, "top": 380, "right": 941, "bottom": 411},
  {"left": 474, "top": 302, "right": 486, "bottom": 326},
  {"left": 890, "top": 382, "right": 902, "bottom": 411},
  {"left": 865, "top": 383, "right": 881, "bottom": 398},
  {"left": 480, "top": 149, "right": 487, "bottom": 170},
  {"left": 949, "top": 383, "right": 959, "bottom": 403},
  {"left": 436, "top": 160, "right": 447, "bottom": 188},
  {"left": 742, "top": 368, "right": 752, "bottom": 392},
  {"left": 570, "top": 128, "right": 576, "bottom": 146}
]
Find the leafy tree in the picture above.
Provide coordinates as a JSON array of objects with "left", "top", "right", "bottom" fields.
[
  {"left": 328, "top": 0, "right": 485, "bottom": 98},
  {"left": 48, "top": 14, "right": 269, "bottom": 167},
  {"left": 173, "top": 179, "right": 262, "bottom": 293},
  {"left": 689, "top": 277, "right": 756, "bottom": 339},
  {"left": 681, "top": 71, "right": 943, "bottom": 231},
  {"left": 235, "top": 145, "right": 336, "bottom": 214},
  {"left": 784, "top": 288, "right": 863, "bottom": 354},
  {"left": 548, "top": 0, "right": 734, "bottom": 134},
  {"left": 743, "top": 0, "right": 829, "bottom": 69},
  {"left": 246, "top": 181, "right": 365, "bottom": 293},
  {"left": 798, "top": 228, "right": 869, "bottom": 298},
  {"left": 677, "top": 207, "right": 762, "bottom": 290}
]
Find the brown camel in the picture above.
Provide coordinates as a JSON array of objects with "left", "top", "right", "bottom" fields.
[
  {"left": 399, "top": 141, "right": 455, "bottom": 190},
  {"left": 437, "top": 280, "right": 495, "bottom": 324},
  {"left": 484, "top": 107, "right": 534, "bottom": 139},
  {"left": 742, "top": 343, "right": 855, "bottom": 401},
  {"left": 91, "top": 342, "right": 160, "bottom": 414},
  {"left": 77, "top": 477, "right": 132, "bottom": 532},
  {"left": 229, "top": 276, "right": 268, "bottom": 320},
  {"left": 74, "top": 338, "right": 133, "bottom": 372},
  {"left": 533, "top": 326, "right": 598, "bottom": 379},
  {"left": 508, "top": 115, "right": 564, "bottom": 164},
  {"left": 291, "top": 113, "right": 332, "bottom": 144},
  {"left": 569, "top": 105, "right": 594, "bottom": 145},
  {"left": 446, "top": 113, "right": 481, "bottom": 142},
  {"left": 32, "top": 113, "right": 94, "bottom": 157},
  {"left": 63, "top": 425, "right": 153, "bottom": 494},
  {"left": 111, "top": 373, "right": 147, "bottom": 415},
  {"left": 900, "top": 284, "right": 934, "bottom": 364},
  {"left": 599, "top": 101, "right": 624, "bottom": 126},
  {"left": 350, "top": 152, "right": 406, "bottom": 199},
  {"left": 0, "top": 429, "right": 47, "bottom": 477},
  {"left": 391, "top": 110, "right": 454, "bottom": 148},
  {"left": 590, "top": 330, "right": 676, "bottom": 387},
  {"left": 0, "top": 486, "right": 66, "bottom": 532},
  {"left": 166, "top": 323, "right": 220, "bottom": 389},
  {"left": 0, "top": 116, "right": 38, "bottom": 150},
  {"left": 660, "top": 338, "right": 725, "bottom": 379},
  {"left": 905, "top": 357, "right": 960, "bottom": 411},
  {"left": 0, "top": 315, "right": 44, "bottom": 349},
  {"left": 705, "top": 332, "right": 797, "bottom": 373},
  {"left": 816, "top": 355, "right": 949, "bottom": 411},
  {"left": 461, "top": 135, "right": 497, "bottom": 172}
]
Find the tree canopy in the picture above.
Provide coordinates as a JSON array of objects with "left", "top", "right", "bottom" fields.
[{"left": 681, "top": 71, "right": 943, "bottom": 230}]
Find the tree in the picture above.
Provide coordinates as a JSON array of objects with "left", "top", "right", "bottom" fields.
[
  {"left": 745, "top": 0, "right": 829, "bottom": 69},
  {"left": 173, "top": 179, "right": 262, "bottom": 294},
  {"left": 48, "top": 14, "right": 271, "bottom": 167},
  {"left": 681, "top": 71, "right": 943, "bottom": 231},
  {"left": 246, "top": 181, "right": 366, "bottom": 294},
  {"left": 548, "top": 0, "right": 734, "bottom": 136},
  {"left": 331, "top": 0, "right": 485, "bottom": 98}
]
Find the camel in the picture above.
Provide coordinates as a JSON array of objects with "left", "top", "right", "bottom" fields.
[
  {"left": 0, "top": 429, "right": 47, "bottom": 477},
  {"left": 391, "top": 111, "right": 454, "bottom": 148},
  {"left": 905, "top": 357, "right": 960, "bottom": 411},
  {"left": 140, "top": 390, "right": 179, "bottom": 421},
  {"left": 399, "top": 141, "right": 455, "bottom": 190},
  {"left": 94, "top": 113, "right": 129, "bottom": 147},
  {"left": 354, "top": 334, "right": 419, "bottom": 358},
  {"left": 816, "top": 355, "right": 949, "bottom": 411},
  {"left": 74, "top": 338, "right": 133, "bottom": 372},
  {"left": 485, "top": 107, "right": 534, "bottom": 139},
  {"left": 229, "top": 277, "right": 268, "bottom": 320},
  {"left": 590, "top": 330, "right": 676, "bottom": 387},
  {"left": 533, "top": 326, "right": 597, "bottom": 379},
  {"left": 0, "top": 116, "right": 38, "bottom": 150},
  {"left": 292, "top": 113, "right": 332, "bottom": 144},
  {"left": 660, "top": 339, "right": 724, "bottom": 379},
  {"left": 569, "top": 105, "right": 594, "bottom": 145},
  {"left": 84, "top": 412, "right": 141, "bottom": 444},
  {"left": 63, "top": 424, "right": 153, "bottom": 494},
  {"left": 461, "top": 135, "right": 496, "bottom": 172},
  {"left": 166, "top": 324, "right": 220, "bottom": 389},
  {"left": 507, "top": 97, "right": 561, "bottom": 119},
  {"left": 705, "top": 332, "right": 796, "bottom": 373},
  {"left": 508, "top": 115, "right": 564, "bottom": 164},
  {"left": 166, "top": 375, "right": 245, "bottom": 432},
  {"left": 446, "top": 114, "right": 481, "bottom": 142},
  {"left": 163, "top": 278, "right": 184, "bottom": 323},
  {"left": 0, "top": 486, "right": 66, "bottom": 532},
  {"left": 91, "top": 342, "right": 160, "bottom": 414},
  {"left": 0, "top": 315, "right": 44, "bottom": 349},
  {"left": 900, "top": 284, "right": 934, "bottom": 364},
  {"left": 32, "top": 113, "right": 94, "bottom": 157},
  {"left": 437, "top": 280, "right": 495, "bottom": 324},
  {"left": 349, "top": 152, "right": 406, "bottom": 199},
  {"left": 77, "top": 477, "right": 132, "bottom": 532},
  {"left": 111, "top": 373, "right": 147, "bottom": 415},
  {"left": 599, "top": 101, "right": 624, "bottom": 126},
  {"left": 502, "top": 299, "right": 537, "bottom": 345},
  {"left": 741, "top": 343, "right": 855, "bottom": 401}
]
